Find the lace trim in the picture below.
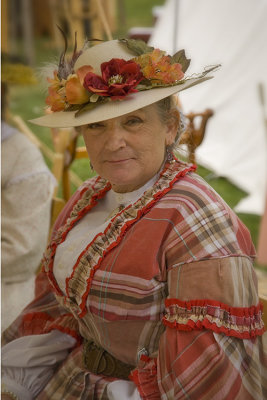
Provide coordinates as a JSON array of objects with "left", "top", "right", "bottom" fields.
[
  {"left": 42, "top": 159, "right": 196, "bottom": 317},
  {"left": 163, "top": 298, "right": 265, "bottom": 339}
]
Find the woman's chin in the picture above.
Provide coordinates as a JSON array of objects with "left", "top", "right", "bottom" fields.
[{"left": 107, "top": 173, "right": 141, "bottom": 193}]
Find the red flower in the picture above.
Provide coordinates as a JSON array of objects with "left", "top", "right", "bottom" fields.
[{"left": 83, "top": 58, "right": 144, "bottom": 100}]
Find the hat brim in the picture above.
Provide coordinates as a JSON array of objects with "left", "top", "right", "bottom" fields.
[
  {"left": 29, "top": 39, "right": 213, "bottom": 128},
  {"left": 30, "top": 76, "right": 211, "bottom": 128}
]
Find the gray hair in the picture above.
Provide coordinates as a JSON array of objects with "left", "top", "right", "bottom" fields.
[{"left": 154, "top": 95, "right": 187, "bottom": 149}]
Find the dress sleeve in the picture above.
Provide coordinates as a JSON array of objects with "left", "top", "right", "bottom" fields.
[
  {"left": 2, "top": 330, "right": 76, "bottom": 400},
  {"left": 130, "top": 256, "right": 266, "bottom": 400}
]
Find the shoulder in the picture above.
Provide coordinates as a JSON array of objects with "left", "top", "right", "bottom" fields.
[
  {"left": 160, "top": 171, "right": 225, "bottom": 209},
  {"left": 2, "top": 130, "right": 47, "bottom": 176},
  {"left": 161, "top": 170, "right": 238, "bottom": 226},
  {"left": 157, "top": 171, "right": 255, "bottom": 259},
  {"left": 4, "top": 129, "right": 43, "bottom": 157}
]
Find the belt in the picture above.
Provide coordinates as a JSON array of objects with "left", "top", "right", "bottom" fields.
[{"left": 83, "top": 340, "right": 135, "bottom": 380}]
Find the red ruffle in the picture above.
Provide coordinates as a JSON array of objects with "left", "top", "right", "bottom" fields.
[
  {"left": 43, "top": 177, "right": 111, "bottom": 298},
  {"left": 164, "top": 298, "right": 265, "bottom": 339},
  {"left": 20, "top": 312, "right": 81, "bottom": 343},
  {"left": 20, "top": 312, "right": 54, "bottom": 336},
  {"left": 130, "top": 355, "right": 160, "bottom": 400}
]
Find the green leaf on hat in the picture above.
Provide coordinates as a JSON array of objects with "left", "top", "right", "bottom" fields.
[
  {"left": 119, "top": 38, "right": 154, "bottom": 56},
  {"left": 74, "top": 98, "right": 109, "bottom": 117},
  {"left": 171, "top": 49, "right": 191, "bottom": 73},
  {"left": 74, "top": 101, "right": 98, "bottom": 117}
]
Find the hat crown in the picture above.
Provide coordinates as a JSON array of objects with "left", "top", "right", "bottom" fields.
[{"left": 75, "top": 40, "right": 135, "bottom": 75}]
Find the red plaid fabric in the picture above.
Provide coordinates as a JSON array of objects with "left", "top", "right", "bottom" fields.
[{"left": 3, "top": 160, "right": 266, "bottom": 399}]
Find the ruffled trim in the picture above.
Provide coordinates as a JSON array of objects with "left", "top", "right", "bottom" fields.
[
  {"left": 163, "top": 298, "right": 265, "bottom": 339},
  {"left": 130, "top": 355, "right": 160, "bottom": 400},
  {"left": 42, "top": 176, "right": 111, "bottom": 297},
  {"left": 43, "top": 159, "right": 196, "bottom": 317},
  {"left": 20, "top": 312, "right": 82, "bottom": 343}
]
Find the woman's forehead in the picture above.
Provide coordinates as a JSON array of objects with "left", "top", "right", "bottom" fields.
[{"left": 83, "top": 104, "right": 157, "bottom": 126}]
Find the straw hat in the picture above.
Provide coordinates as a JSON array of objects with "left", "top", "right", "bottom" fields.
[{"left": 30, "top": 39, "right": 218, "bottom": 128}]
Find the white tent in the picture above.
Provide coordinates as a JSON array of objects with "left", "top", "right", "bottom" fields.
[{"left": 149, "top": 0, "right": 267, "bottom": 215}]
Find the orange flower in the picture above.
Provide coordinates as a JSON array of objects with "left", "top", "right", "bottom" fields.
[
  {"left": 135, "top": 49, "right": 184, "bottom": 85},
  {"left": 65, "top": 66, "right": 93, "bottom": 104},
  {"left": 47, "top": 70, "right": 62, "bottom": 91},
  {"left": 76, "top": 65, "right": 94, "bottom": 82},
  {"left": 45, "top": 86, "right": 65, "bottom": 111},
  {"left": 65, "top": 75, "right": 90, "bottom": 104}
]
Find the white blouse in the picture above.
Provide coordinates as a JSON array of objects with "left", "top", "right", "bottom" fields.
[{"left": 54, "top": 175, "right": 158, "bottom": 294}]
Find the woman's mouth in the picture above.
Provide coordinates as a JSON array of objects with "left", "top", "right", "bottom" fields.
[{"left": 107, "top": 158, "right": 134, "bottom": 164}]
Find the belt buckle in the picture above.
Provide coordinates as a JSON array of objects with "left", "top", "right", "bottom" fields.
[{"left": 83, "top": 340, "right": 134, "bottom": 380}]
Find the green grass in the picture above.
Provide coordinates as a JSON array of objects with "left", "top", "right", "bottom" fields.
[
  {"left": 6, "top": 1, "right": 263, "bottom": 252},
  {"left": 115, "top": 0, "right": 165, "bottom": 37}
]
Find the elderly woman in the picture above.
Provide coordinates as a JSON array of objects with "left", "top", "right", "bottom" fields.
[{"left": 2, "top": 39, "right": 266, "bottom": 400}]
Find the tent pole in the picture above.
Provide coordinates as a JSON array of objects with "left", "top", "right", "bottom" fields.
[{"left": 173, "top": 0, "right": 179, "bottom": 53}]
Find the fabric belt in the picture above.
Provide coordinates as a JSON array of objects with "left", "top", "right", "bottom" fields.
[{"left": 83, "top": 340, "right": 135, "bottom": 380}]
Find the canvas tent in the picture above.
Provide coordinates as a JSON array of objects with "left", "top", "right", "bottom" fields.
[{"left": 149, "top": 0, "right": 267, "bottom": 215}]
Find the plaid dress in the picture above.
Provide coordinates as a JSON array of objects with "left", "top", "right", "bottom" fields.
[{"left": 3, "top": 159, "right": 267, "bottom": 400}]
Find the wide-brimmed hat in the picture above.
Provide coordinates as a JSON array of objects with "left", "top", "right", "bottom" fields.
[{"left": 30, "top": 39, "right": 218, "bottom": 128}]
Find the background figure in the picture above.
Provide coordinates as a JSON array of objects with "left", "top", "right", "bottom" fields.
[{"left": 1, "top": 60, "right": 55, "bottom": 331}]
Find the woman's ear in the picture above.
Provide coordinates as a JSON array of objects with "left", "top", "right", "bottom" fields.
[{"left": 165, "top": 109, "right": 180, "bottom": 146}]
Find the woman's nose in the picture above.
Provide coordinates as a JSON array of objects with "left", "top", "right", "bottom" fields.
[{"left": 105, "top": 125, "right": 126, "bottom": 151}]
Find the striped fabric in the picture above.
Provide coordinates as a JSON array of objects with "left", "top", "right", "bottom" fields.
[{"left": 3, "top": 159, "right": 267, "bottom": 399}]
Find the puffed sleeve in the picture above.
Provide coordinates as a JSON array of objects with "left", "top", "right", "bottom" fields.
[
  {"left": 130, "top": 256, "right": 266, "bottom": 400},
  {"left": 2, "top": 330, "right": 76, "bottom": 400},
  {"left": 130, "top": 180, "right": 266, "bottom": 399},
  {"left": 1, "top": 271, "right": 82, "bottom": 399}
]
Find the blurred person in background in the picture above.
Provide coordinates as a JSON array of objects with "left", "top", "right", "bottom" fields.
[
  {"left": 1, "top": 39, "right": 266, "bottom": 400},
  {"left": 1, "top": 55, "right": 55, "bottom": 331}
]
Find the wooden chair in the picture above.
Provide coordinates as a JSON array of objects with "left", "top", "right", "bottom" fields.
[
  {"left": 50, "top": 127, "right": 82, "bottom": 201},
  {"left": 11, "top": 114, "right": 86, "bottom": 201},
  {"left": 179, "top": 109, "right": 214, "bottom": 164}
]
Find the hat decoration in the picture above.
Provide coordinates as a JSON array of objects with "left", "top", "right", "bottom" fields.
[{"left": 45, "top": 33, "right": 219, "bottom": 118}]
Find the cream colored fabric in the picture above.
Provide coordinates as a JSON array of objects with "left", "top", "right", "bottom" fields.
[
  {"left": 2, "top": 330, "right": 76, "bottom": 400},
  {"left": 149, "top": 0, "right": 267, "bottom": 215},
  {"left": 1, "top": 123, "right": 55, "bottom": 329}
]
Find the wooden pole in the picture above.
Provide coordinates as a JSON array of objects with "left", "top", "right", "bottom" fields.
[
  {"left": 95, "top": 0, "right": 113, "bottom": 40},
  {"left": 117, "top": 0, "right": 126, "bottom": 27},
  {"left": 1, "top": 0, "right": 9, "bottom": 53},
  {"left": 21, "top": 0, "right": 35, "bottom": 65}
]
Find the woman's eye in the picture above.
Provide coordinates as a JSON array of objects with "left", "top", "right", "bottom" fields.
[
  {"left": 125, "top": 118, "right": 142, "bottom": 126},
  {"left": 87, "top": 123, "right": 104, "bottom": 129}
]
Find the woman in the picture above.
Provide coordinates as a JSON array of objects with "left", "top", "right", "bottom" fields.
[{"left": 2, "top": 39, "right": 266, "bottom": 400}]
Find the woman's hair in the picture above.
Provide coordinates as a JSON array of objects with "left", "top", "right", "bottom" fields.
[{"left": 154, "top": 95, "right": 184, "bottom": 148}]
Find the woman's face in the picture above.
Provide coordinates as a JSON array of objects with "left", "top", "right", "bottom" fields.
[{"left": 81, "top": 104, "right": 178, "bottom": 193}]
